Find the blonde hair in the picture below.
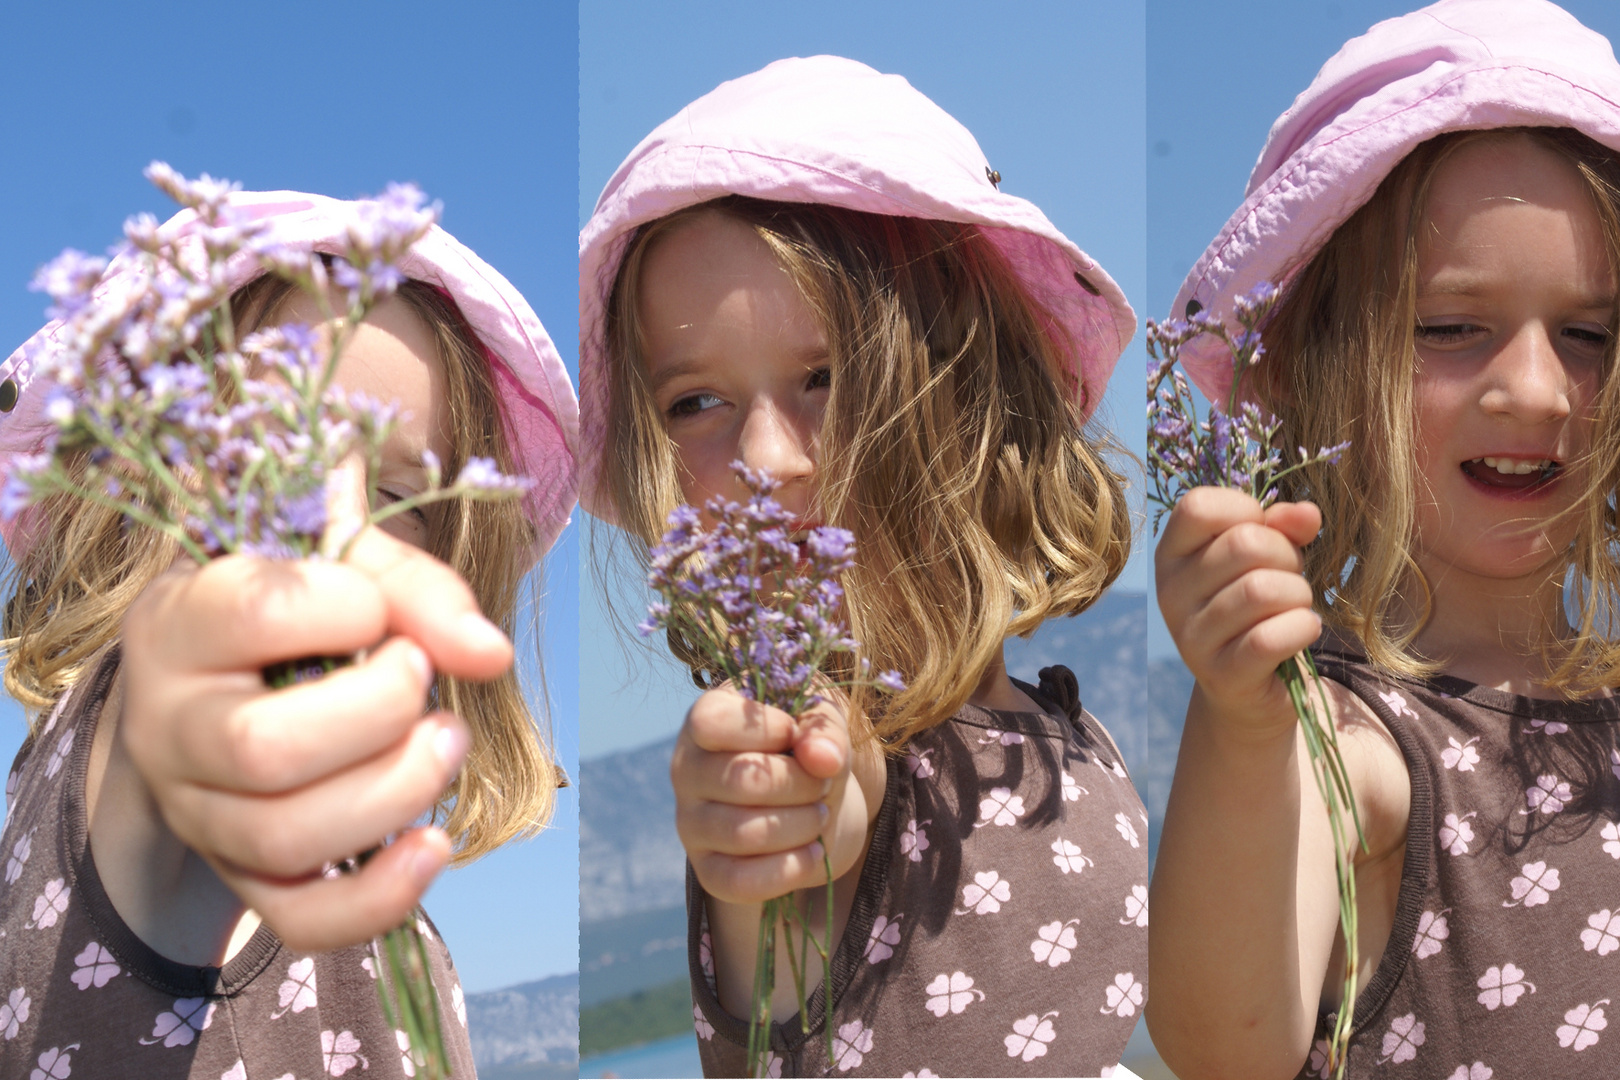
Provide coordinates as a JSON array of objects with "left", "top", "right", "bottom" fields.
[
  {"left": 1257, "top": 126, "right": 1620, "bottom": 694},
  {"left": 2, "top": 276, "right": 556, "bottom": 862},
  {"left": 602, "top": 197, "right": 1131, "bottom": 746}
]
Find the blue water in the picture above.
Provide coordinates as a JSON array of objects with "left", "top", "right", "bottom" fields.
[
  {"left": 577, "top": 1020, "right": 1152, "bottom": 1079},
  {"left": 579, "top": 1033, "right": 703, "bottom": 1079}
]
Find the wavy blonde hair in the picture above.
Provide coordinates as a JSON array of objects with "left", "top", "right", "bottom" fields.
[
  {"left": 2, "top": 277, "right": 556, "bottom": 862},
  {"left": 602, "top": 197, "right": 1131, "bottom": 746},
  {"left": 1256, "top": 127, "right": 1620, "bottom": 694}
]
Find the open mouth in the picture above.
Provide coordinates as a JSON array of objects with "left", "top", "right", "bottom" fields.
[
  {"left": 1460, "top": 456, "right": 1561, "bottom": 494},
  {"left": 787, "top": 520, "right": 827, "bottom": 542}
]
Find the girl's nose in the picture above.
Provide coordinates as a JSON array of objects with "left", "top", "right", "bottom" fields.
[
  {"left": 736, "top": 399, "right": 815, "bottom": 489},
  {"left": 1481, "top": 324, "right": 1573, "bottom": 426}
]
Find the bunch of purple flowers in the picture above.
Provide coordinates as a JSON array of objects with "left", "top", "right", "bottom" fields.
[
  {"left": 1147, "top": 281, "right": 1349, "bottom": 527},
  {"left": 5, "top": 164, "right": 528, "bottom": 568},
  {"left": 1146, "top": 283, "right": 1365, "bottom": 1080},
  {"left": 640, "top": 463, "right": 902, "bottom": 1078},
  {"left": 5, "top": 164, "right": 535, "bottom": 1079}
]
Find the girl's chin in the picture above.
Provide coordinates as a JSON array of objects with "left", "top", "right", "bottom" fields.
[{"left": 1418, "top": 541, "right": 1574, "bottom": 585}]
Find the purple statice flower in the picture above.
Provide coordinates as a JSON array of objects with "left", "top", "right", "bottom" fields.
[
  {"left": 452, "top": 456, "right": 534, "bottom": 495},
  {"left": 5, "top": 164, "right": 527, "bottom": 571},
  {"left": 279, "top": 488, "right": 328, "bottom": 540},
  {"left": 30, "top": 249, "right": 109, "bottom": 321},
  {"left": 250, "top": 237, "right": 313, "bottom": 277},
  {"left": 123, "top": 213, "right": 163, "bottom": 253},
  {"left": 640, "top": 464, "right": 899, "bottom": 717},
  {"left": 0, "top": 454, "right": 51, "bottom": 522},
  {"left": 1232, "top": 280, "right": 1280, "bottom": 319},
  {"left": 346, "top": 183, "right": 439, "bottom": 268},
  {"left": 144, "top": 162, "right": 240, "bottom": 219},
  {"left": 805, "top": 526, "right": 855, "bottom": 564},
  {"left": 1146, "top": 282, "right": 1349, "bottom": 528},
  {"left": 876, "top": 670, "right": 906, "bottom": 693}
]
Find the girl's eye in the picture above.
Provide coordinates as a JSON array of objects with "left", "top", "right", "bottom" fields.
[
  {"left": 1563, "top": 324, "right": 1611, "bottom": 349},
  {"left": 1414, "top": 321, "right": 1484, "bottom": 345},
  {"left": 806, "top": 366, "right": 832, "bottom": 391},
  {"left": 668, "top": 391, "right": 724, "bottom": 418},
  {"left": 377, "top": 487, "right": 430, "bottom": 527}
]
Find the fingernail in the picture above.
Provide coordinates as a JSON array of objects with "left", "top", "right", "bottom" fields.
[
  {"left": 807, "top": 840, "right": 825, "bottom": 861},
  {"left": 410, "top": 842, "right": 443, "bottom": 885},
  {"left": 403, "top": 642, "right": 434, "bottom": 691},
  {"left": 432, "top": 724, "right": 469, "bottom": 770},
  {"left": 457, "top": 611, "right": 508, "bottom": 651},
  {"left": 816, "top": 802, "right": 829, "bottom": 824}
]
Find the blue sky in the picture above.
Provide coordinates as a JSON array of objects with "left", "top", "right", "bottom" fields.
[
  {"left": 578, "top": 0, "right": 1148, "bottom": 758},
  {"left": 0, "top": 0, "right": 580, "bottom": 990}
]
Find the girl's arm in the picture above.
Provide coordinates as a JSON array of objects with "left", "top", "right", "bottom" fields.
[
  {"left": 671, "top": 688, "right": 886, "bottom": 1021},
  {"left": 108, "top": 525, "right": 511, "bottom": 956},
  {"left": 1145, "top": 488, "right": 1406, "bottom": 1080}
]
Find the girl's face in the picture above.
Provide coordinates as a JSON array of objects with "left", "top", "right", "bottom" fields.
[
  {"left": 636, "top": 210, "right": 829, "bottom": 525},
  {"left": 279, "top": 292, "right": 453, "bottom": 550},
  {"left": 1411, "top": 134, "right": 1613, "bottom": 584}
]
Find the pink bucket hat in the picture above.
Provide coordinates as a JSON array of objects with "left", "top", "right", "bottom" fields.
[
  {"left": 1174, "top": 0, "right": 1620, "bottom": 404},
  {"left": 577, "top": 54, "right": 1136, "bottom": 521},
  {"left": 0, "top": 190, "right": 579, "bottom": 564}
]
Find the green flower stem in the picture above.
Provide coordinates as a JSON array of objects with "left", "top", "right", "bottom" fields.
[
  {"left": 1281, "top": 651, "right": 1366, "bottom": 1080},
  {"left": 42, "top": 464, "right": 212, "bottom": 565},
  {"left": 744, "top": 844, "right": 836, "bottom": 1078},
  {"left": 380, "top": 918, "right": 450, "bottom": 1079}
]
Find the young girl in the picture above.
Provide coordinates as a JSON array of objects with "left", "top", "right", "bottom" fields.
[
  {"left": 0, "top": 190, "right": 578, "bottom": 1076},
  {"left": 1149, "top": 2, "right": 1620, "bottom": 1077},
  {"left": 581, "top": 56, "right": 1147, "bottom": 1077}
]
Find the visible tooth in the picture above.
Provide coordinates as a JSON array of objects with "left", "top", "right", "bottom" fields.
[
  {"left": 1514, "top": 460, "right": 1537, "bottom": 475},
  {"left": 1495, "top": 460, "right": 1516, "bottom": 474},
  {"left": 1481, "top": 457, "right": 1497, "bottom": 468}
]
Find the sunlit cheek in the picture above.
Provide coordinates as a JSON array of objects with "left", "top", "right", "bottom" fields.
[
  {"left": 376, "top": 506, "right": 431, "bottom": 550},
  {"left": 1409, "top": 406, "right": 1450, "bottom": 547},
  {"left": 671, "top": 435, "right": 734, "bottom": 514}
]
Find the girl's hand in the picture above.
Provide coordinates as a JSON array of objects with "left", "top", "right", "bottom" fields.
[
  {"left": 671, "top": 688, "right": 882, "bottom": 905},
  {"left": 667, "top": 693, "right": 881, "bottom": 906},
  {"left": 672, "top": 687, "right": 886, "bottom": 1022},
  {"left": 1155, "top": 486, "right": 1323, "bottom": 740},
  {"left": 119, "top": 525, "right": 513, "bottom": 953}
]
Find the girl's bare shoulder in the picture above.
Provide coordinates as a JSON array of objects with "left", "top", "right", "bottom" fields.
[{"left": 1318, "top": 675, "right": 1413, "bottom": 863}]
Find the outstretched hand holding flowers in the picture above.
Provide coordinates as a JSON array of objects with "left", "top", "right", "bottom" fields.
[
  {"left": 648, "top": 465, "right": 899, "bottom": 1078},
  {"left": 7, "top": 165, "right": 533, "bottom": 1078},
  {"left": 1147, "top": 285, "right": 1365, "bottom": 1079}
]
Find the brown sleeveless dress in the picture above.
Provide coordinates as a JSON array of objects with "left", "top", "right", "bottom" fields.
[
  {"left": 688, "top": 667, "right": 1149, "bottom": 1078},
  {"left": 1299, "top": 643, "right": 1620, "bottom": 1079}
]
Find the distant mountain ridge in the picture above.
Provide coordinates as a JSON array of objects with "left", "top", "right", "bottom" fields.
[
  {"left": 465, "top": 972, "right": 579, "bottom": 1078},
  {"left": 579, "top": 731, "right": 685, "bottom": 923}
]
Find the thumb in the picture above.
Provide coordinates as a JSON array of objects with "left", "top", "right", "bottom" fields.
[
  {"left": 1262, "top": 500, "right": 1323, "bottom": 549},
  {"left": 792, "top": 697, "right": 850, "bottom": 780},
  {"left": 343, "top": 525, "right": 513, "bottom": 681}
]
